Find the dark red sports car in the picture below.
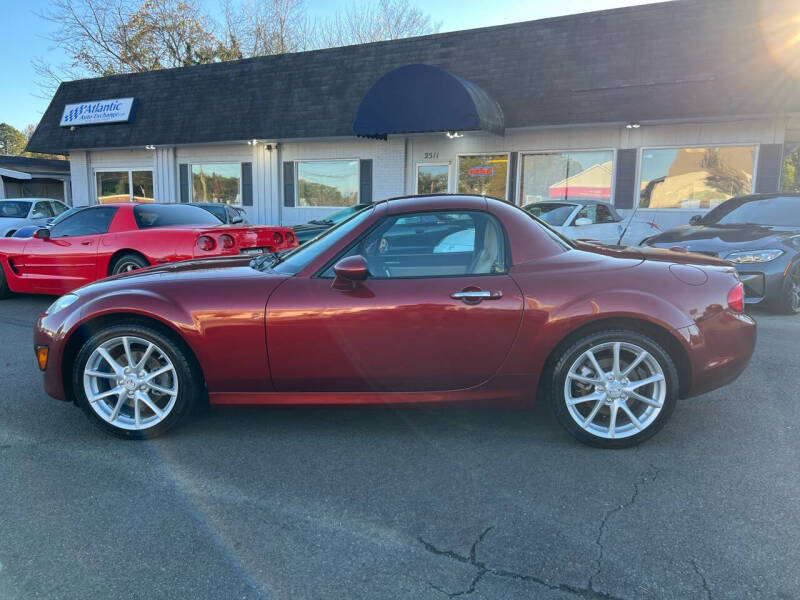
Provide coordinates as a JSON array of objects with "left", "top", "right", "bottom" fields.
[
  {"left": 0, "top": 203, "right": 297, "bottom": 297},
  {"left": 33, "top": 194, "right": 756, "bottom": 447}
]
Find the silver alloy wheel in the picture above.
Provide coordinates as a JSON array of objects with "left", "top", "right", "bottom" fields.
[
  {"left": 83, "top": 336, "right": 179, "bottom": 431},
  {"left": 564, "top": 341, "right": 666, "bottom": 440},
  {"left": 789, "top": 265, "right": 800, "bottom": 312},
  {"left": 115, "top": 261, "right": 141, "bottom": 274}
]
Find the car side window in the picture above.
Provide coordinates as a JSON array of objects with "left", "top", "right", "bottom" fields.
[
  {"left": 575, "top": 204, "right": 617, "bottom": 224},
  {"left": 50, "top": 207, "right": 118, "bottom": 238},
  {"left": 32, "top": 202, "right": 54, "bottom": 218},
  {"left": 323, "top": 211, "right": 507, "bottom": 279},
  {"left": 51, "top": 201, "right": 69, "bottom": 216}
]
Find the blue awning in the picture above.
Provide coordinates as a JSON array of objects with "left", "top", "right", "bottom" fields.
[{"left": 353, "top": 64, "right": 504, "bottom": 140}]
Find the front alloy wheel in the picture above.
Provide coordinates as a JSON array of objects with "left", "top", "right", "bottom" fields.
[
  {"left": 74, "top": 324, "right": 199, "bottom": 438},
  {"left": 776, "top": 263, "right": 800, "bottom": 315},
  {"left": 551, "top": 330, "right": 678, "bottom": 448}
]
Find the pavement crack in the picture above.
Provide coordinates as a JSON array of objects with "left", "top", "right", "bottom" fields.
[
  {"left": 589, "top": 463, "right": 660, "bottom": 590},
  {"left": 419, "top": 527, "right": 629, "bottom": 600},
  {"left": 691, "top": 559, "right": 712, "bottom": 600}
]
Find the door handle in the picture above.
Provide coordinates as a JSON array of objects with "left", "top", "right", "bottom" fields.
[
  {"left": 451, "top": 290, "right": 503, "bottom": 302},
  {"left": 81, "top": 241, "right": 93, "bottom": 246}
]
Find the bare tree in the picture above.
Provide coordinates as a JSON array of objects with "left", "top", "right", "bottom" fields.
[
  {"left": 35, "top": 0, "right": 440, "bottom": 95},
  {"left": 317, "top": 0, "right": 440, "bottom": 47}
]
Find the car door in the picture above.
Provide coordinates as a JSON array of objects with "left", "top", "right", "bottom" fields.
[
  {"left": 19, "top": 206, "right": 118, "bottom": 294},
  {"left": 564, "top": 204, "right": 623, "bottom": 244},
  {"left": 266, "top": 210, "right": 524, "bottom": 393}
]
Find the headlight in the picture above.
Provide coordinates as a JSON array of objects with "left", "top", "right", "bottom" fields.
[
  {"left": 725, "top": 249, "right": 784, "bottom": 264},
  {"left": 45, "top": 293, "right": 79, "bottom": 315}
]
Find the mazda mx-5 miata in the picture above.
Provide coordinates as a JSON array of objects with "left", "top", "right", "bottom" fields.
[
  {"left": 33, "top": 195, "right": 756, "bottom": 447},
  {"left": 0, "top": 203, "right": 297, "bottom": 297},
  {"left": 644, "top": 193, "right": 800, "bottom": 314}
]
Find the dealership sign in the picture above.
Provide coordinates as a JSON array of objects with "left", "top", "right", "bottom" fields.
[
  {"left": 469, "top": 167, "right": 493, "bottom": 177},
  {"left": 60, "top": 98, "right": 136, "bottom": 127}
]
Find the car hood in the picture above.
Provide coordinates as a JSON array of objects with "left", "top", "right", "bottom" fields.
[
  {"left": 73, "top": 255, "right": 289, "bottom": 299},
  {"left": 646, "top": 224, "right": 799, "bottom": 255}
]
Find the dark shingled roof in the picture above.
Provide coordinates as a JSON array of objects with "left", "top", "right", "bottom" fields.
[
  {"left": 26, "top": 0, "right": 800, "bottom": 153},
  {"left": 0, "top": 155, "right": 70, "bottom": 175}
]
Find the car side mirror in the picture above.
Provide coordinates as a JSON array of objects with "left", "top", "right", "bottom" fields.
[
  {"left": 231, "top": 214, "right": 244, "bottom": 224},
  {"left": 34, "top": 228, "right": 51, "bottom": 240},
  {"left": 332, "top": 255, "right": 369, "bottom": 290},
  {"left": 574, "top": 217, "right": 592, "bottom": 227},
  {"left": 689, "top": 215, "right": 702, "bottom": 225}
]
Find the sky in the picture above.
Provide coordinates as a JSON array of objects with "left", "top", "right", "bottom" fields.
[{"left": 0, "top": 0, "right": 663, "bottom": 132}]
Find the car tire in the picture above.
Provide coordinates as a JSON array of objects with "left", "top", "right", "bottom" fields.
[
  {"left": 774, "top": 263, "right": 800, "bottom": 315},
  {"left": 549, "top": 329, "right": 679, "bottom": 449},
  {"left": 110, "top": 252, "right": 149, "bottom": 275},
  {"left": 0, "top": 262, "right": 12, "bottom": 299},
  {"left": 72, "top": 323, "right": 201, "bottom": 439}
]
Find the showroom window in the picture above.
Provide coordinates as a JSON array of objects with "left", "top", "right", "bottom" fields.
[
  {"left": 96, "top": 170, "right": 154, "bottom": 204},
  {"left": 519, "top": 151, "right": 614, "bottom": 206},
  {"left": 417, "top": 163, "right": 450, "bottom": 194},
  {"left": 191, "top": 163, "right": 242, "bottom": 204},
  {"left": 296, "top": 160, "right": 359, "bottom": 207},
  {"left": 639, "top": 145, "right": 756, "bottom": 209},
  {"left": 457, "top": 154, "right": 508, "bottom": 200}
]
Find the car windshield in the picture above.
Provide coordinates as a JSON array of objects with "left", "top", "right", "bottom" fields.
[
  {"left": 310, "top": 203, "right": 370, "bottom": 225},
  {"left": 48, "top": 206, "right": 82, "bottom": 226},
  {"left": 258, "top": 206, "right": 374, "bottom": 275},
  {"left": 701, "top": 196, "right": 800, "bottom": 227},
  {"left": 0, "top": 200, "right": 32, "bottom": 218},
  {"left": 523, "top": 203, "right": 576, "bottom": 226},
  {"left": 133, "top": 204, "right": 223, "bottom": 228}
]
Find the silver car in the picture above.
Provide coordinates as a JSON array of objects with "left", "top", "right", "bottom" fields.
[
  {"left": 523, "top": 200, "right": 662, "bottom": 246},
  {"left": 0, "top": 199, "right": 70, "bottom": 237}
]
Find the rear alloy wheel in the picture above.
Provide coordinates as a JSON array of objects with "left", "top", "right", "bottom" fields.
[
  {"left": 775, "top": 263, "right": 800, "bottom": 315},
  {"left": 73, "top": 324, "right": 199, "bottom": 438},
  {"left": 550, "top": 330, "right": 678, "bottom": 448},
  {"left": 111, "top": 253, "right": 149, "bottom": 275}
]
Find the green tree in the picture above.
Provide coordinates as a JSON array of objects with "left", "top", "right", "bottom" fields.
[
  {"left": 0, "top": 123, "right": 28, "bottom": 155},
  {"left": 782, "top": 145, "right": 800, "bottom": 193}
]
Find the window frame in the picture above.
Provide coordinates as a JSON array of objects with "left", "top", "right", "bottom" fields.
[
  {"left": 635, "top": 143, "right": 759, "bottom": 211},
  {"left": 189, "top": 162, "right": 243, "bottom": 206},
  {"left": 456, "top": 152, "right": 512, "bottom": 202},
  {"left": 416, "top": 162, "right": 452, "bottom": 194},
  {"left": 516, "top": 148, "right": 617, "bottom": 209},
  {"left": 294, "top": 158, "right": 361, "bottom": 208},
  {"left": 315, "top": 209, "right": 512, "bottom": 280},
  {"left": 93, "top": 168, "right": 154, "bottom": 204}
]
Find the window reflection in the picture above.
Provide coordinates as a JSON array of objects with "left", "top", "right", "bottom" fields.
[
  {"left": 457, "top": 154, "right": 508, "bottom": 199},
  {"left": 297, "top": 160, "right": 359, "bottom": 207},
  {"left": 417, "top": 164, "right": 449, "bottom": 194},
  {"left": 640, "top": 146, "right": 755, "bottom": 209},
  {"left": 520, "top": 151, "right": 613, "bottom": 205},
  {"left": 192, "top": 163, "right": 242, "bottom": 204}
]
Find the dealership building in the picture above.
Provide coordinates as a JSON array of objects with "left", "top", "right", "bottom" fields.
[{"left": 26, "top": 0, "right": 800, "bottom": 230}]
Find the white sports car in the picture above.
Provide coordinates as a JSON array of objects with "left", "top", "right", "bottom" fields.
[
  {"left": 0, "top": 198, "right": 70, "bottom": 237},
  {"left": 523, "top": 200, "right": 662, "bottom": 246}
]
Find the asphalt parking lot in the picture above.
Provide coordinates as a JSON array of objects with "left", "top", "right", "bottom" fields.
[{"left": 0, "top": 295, "right": 798, "bottom": 600}]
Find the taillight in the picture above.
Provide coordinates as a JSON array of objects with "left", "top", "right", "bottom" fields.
[
  {"left": 273, "top": 231, "right": 284, "bottom": 245},
  {"left": 197, "top": 235, "right": 216, "bottom": 251},
  {"left": 285, "top": 231, "right": 295, "bottom": 244},
  {"left": 727, "top": 282, "right": 744, "bottom": 312},
  {"left": 219, "top": 234, "right": 235, "bottom": 249}
]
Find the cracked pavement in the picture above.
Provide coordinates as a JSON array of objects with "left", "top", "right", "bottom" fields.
[{"left": 1, "top": 296, "right": 799, "bottom": 599}]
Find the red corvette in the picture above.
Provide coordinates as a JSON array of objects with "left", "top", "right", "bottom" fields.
[
  {"left": 33, "top": 194, "right": 756, "bottom": 447},
  {"left": 0, "top": 203, "right": 297, "bottom": 297}
]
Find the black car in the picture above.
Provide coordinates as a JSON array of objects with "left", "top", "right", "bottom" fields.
[
  {"left": 291, "top": 203, "right": 371, "bottom": 244},
  {"left": 189, "top": 202, "right": 249, "bottom": 224},
  {"left": 644, "top": 193, "right": 800, "bottom": 314}
]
